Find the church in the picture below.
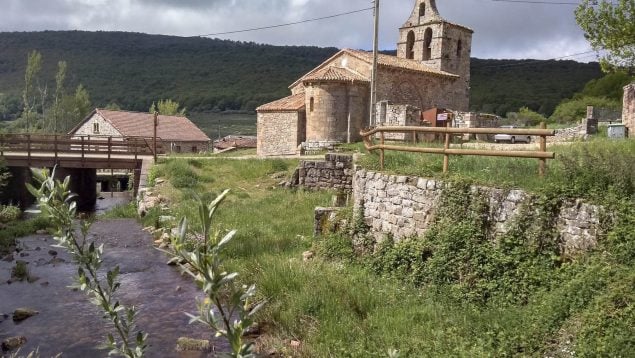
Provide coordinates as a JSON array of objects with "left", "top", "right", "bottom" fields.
[{"left": 257, "top": 0, "right": 473, "bottom": 156}]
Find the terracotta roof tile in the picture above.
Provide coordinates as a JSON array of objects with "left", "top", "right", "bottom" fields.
[
  {"left": 93, "top": 109, "right": 210, "bottom": 142},
  {"left": 345, "top": 49, "right": 458, "bottom": 78},
  {"left": 302, "top": 66, "right": 369, "bottom": 83},
  {"left": 256, "top": 94, "right": 306, "bottom": 112}
]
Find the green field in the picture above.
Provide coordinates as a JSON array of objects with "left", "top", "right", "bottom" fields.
[
  {"left": 143, "top": 139, "right": 635, "bottom": 356},
  {"left": 188, "top": 112, "right": 257, "bottom": 139}
]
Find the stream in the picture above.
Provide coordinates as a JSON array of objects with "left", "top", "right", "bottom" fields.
[{"left": 0, "top": 218, "right": 226, "bottom": 357}]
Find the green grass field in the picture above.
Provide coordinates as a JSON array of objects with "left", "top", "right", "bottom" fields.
[
  {"left": 145, "top": 138, "right": 635, "bottom": 357},
  {"left": 188, "top": 112, "right": 256, "bottom": 139}
]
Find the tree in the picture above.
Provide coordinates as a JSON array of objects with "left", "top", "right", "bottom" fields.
[
  {"left": 50, "top": 61, "right": 67, "bottom": 133},
  {"left": 55, "top": 84, "right": 92, "bottom": 133},
  {"left": 576, "top": 0, "right": 635, "bottom": 72},
  {"left": 22, "top": 50, "right": 42, "bottom": 132},
  {"left": 149, "top": 99, "right": 186, "bottom": 116}
]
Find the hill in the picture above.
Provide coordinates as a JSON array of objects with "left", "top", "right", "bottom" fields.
[{"left": 0, "top": 31, "right": 602, "bottom": 117}]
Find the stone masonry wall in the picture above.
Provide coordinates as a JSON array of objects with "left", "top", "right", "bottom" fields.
[
  {"left": 353, "top": 169, "right": 602, "bottom": 256},
  {"left": 295, "top": 154, "right": 354, "bottom": 191},
  {"left": 376, "top": 101, "right": 421, "bottom": 141},
  {"left": 623, "top": 83, "right": 635, "bottom": 136},
  {"left": 257, "top": 111, "right": 303, "bottom": 156}
]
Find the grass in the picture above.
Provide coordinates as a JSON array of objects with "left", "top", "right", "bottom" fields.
[
  {"left": 0, "top": 216, "right": 51, "bottom": 255},
  {"left": 188, "top": 112, "right": 256, "bottom": 139},
  {"left": 356, "top": 137, "right": 635, "bottom": 198},
  {"left": 147, "top": 139, "right": 635, "bottom": 356}
]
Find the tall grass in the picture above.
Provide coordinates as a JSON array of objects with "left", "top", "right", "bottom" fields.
[{"left": 150, "top": 148, "right": 635, "bottom": 356}]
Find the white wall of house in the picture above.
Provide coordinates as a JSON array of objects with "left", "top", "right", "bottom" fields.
[{"left": 71, "top": 113, "right": 123, "bottom": 139}]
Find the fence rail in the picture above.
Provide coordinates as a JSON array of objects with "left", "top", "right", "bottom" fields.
[
  {"left": 0, "top": 134, "right": 164, "bottom": 162},
  {"left": 360, "top": 122, "right": 556, "bottom": 177}
]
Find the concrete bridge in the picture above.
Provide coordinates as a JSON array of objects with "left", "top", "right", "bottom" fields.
[{"left": 0, "top": 133, "right": 163, "bottom": 211}]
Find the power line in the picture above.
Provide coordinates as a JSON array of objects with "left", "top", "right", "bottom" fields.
[
  {"left": 490, "top": 0, "right": 582, "bottom": 5},
  {"left": 479, "top": 50, "right": 598, "bottom": 68},
  {"left": 196, "top": 7, "right": 373, "bottom": 37}
]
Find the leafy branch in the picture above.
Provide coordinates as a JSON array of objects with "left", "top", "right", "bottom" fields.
[
  {"left": 27, "top": 169, "right": 147, "bottom": 357},
  {"left": 159, "top": 190, "right": 264, "bottom": 357}
]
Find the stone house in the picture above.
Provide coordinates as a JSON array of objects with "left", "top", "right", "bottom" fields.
[
  {"left": 623, "top": 82, "right": 635, "bottom": 136},
  {"left": 257, "top": 0, "right": 473, "bottom": 156},
  {"left": 70, "top": 108, "right": 210, "bottom": 153}
]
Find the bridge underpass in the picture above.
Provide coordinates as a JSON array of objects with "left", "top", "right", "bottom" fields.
[{"left": 1, "top": 134, "right": 161, "bottom": 211}]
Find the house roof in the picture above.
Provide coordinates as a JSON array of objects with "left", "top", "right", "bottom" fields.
[
  {"left": 256, "top": 93, "right": 306, "bottom": 112},
  {"left": 302, "top": 66, "right": 369, "bottom": 84},
  {"left": 72, "top": 109, "right": 210, "bottom": 142},
  {"left": 213, "top": 135, "right": 257, "bottom": 150}
]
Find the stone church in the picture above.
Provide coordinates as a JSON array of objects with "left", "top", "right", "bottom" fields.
[{"left": 257, "top": 0, "right": 473, "bottom": 156}]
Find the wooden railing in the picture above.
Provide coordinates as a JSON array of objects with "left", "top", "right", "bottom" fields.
[
  {"left": 360, "top": 123, "right": 556, "bottom": 177},
  {"left": 0, "top": 134, "right": 164, "bottom": 161}
]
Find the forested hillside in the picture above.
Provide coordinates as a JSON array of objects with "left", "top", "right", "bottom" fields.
[{"left": 0, "top": 31, "right": 602, "bottom": 117}]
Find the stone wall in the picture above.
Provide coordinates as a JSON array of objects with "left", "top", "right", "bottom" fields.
[
  {"left": 305, "top": 82, "right": 368, "bottom": 146},
  {"left": 257, "top": 111, "right": 304, "bottom": 156},
  {"left": 623, "top": 83, "right": 635, "bottom": 136},
  {"left": 294, "top": 154, "right": 354, "bottom": 191},
  {"left": 376, "top": 101, "right": 421, "bottom": 141},
  {"left": 72, "top": 112, "right": 122, "bottom": 137},
  {"left": 353, "top": 169, "right": 602, "bottom": 256}
]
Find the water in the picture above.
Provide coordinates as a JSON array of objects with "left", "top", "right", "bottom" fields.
[{"left": 0, "top": 219, "right": 227, "bottom": 357}]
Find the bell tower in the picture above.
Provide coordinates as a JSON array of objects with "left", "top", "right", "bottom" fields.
[{"left": 397, "top": 0, "right": 472, "bottom": 79}]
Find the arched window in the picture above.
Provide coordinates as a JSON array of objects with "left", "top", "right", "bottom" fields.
[
  {"left": 309, "top": 97, "right": 314, "bottom": 112},
  {"left": 423, "top": 28, "right": 433, "bottom": 60},
  {"left": 419, "top": 3, "right": 425, "bottom": 17},
  {"left": 457, "top": 39, "right": 463, "bottom": 58},
  {"left": 406, "top": 31, "right": 415, "bottom": 60}
]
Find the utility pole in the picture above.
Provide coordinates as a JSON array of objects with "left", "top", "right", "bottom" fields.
[
  {"left": 369, "top": 0, "right": 380, "bottom": 128},
  {"left": 153, "top": 111, "right": 158, "bottom": 163}
]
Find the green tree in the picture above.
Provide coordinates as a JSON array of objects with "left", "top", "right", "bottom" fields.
[
  {"left": 576, "top": 0, "right": 635, "bottom": 72},
  {"left": 56, "top": 84, "right": 92, "bottom": 133},
  {"left": 579, "top": 71, "right": 634, "bottom": 100},
  {"left": 22, "top": 50, "right": 42, "bottom": 132},
  {"left": 149, "top": 99, "right": 186, "bottom": 116},
  {"left": 49, "top": 61, "right": 67, "bottom": 133},
  {"left": 508, "top": 107, "right": 548, "bottom": 126},
  {"left": 550, "top": 96, "right": 621, "bottom": 124}
]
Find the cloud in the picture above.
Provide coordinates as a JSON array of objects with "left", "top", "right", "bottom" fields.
[{"left": 0, "top": 0, "right": 594, "bottom": 61}]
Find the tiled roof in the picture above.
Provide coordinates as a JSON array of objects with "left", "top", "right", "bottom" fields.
[
  {"left": 213, "top": 135, "right": 257, "bottom": 150},
  {"left": 345, "top": 49, "right": 458, "bottom": 78},
  {"left": 302, "top": 66, "right": 369, "bottom": 83},
  {"left": 256, "top": 93, "right": 306, "bottom": 112},
  {"left": 87, "top": 109, "right": 210, "bottom": 142}
]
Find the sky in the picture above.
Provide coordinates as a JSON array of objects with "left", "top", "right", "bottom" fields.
[{"left": 0, "top": 0, "right": 597, "bottom": 62}]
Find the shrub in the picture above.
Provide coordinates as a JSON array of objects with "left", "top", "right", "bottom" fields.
[{"left": 0, "top": 204, "right": 21, "bottom": 223}]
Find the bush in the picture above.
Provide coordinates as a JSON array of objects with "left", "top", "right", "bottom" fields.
[
  {"left": 549, "top": 96, "right": 620, "bottom": 124},
  {"left": 0, "top": 204, "right": 21, "bottom": 223}
]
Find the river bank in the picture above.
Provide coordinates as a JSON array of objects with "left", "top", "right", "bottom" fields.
[{"left": 0, "top": 218, "right": 224, "bottom": 357}]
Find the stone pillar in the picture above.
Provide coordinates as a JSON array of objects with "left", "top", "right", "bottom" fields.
[
  {"left": 0, "top": 167, "right": 35, "bottom": 209},
  {"left": 623, "top": 83, "right": 635, "bottom": 137},
  {"left": 585, "top": 105, "right": 598, "bottom": 135},
  {"left": 54, "top": 168, "right": 97, "bottom": 212}
]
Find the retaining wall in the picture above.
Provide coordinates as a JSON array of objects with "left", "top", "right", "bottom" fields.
[{"left": 353, "top": 169, "right": 602, "bottom": 256}]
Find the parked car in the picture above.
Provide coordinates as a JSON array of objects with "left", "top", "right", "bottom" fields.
[{"left": 494, "top": 125, "right": 531, "bottom": 144}]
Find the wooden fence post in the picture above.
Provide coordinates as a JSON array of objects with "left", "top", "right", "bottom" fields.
[
  {"left": 27, "top": 134, "right": 31, "bottom": 165},
  {"left": 380, "top": 131, "right": 385, "bottom": 171},
  {"left": 443, "top": 121, "right": 450, "bottom": 174},
  {"left": 539, "top": 122, "right": 547, "bottom": 177}
]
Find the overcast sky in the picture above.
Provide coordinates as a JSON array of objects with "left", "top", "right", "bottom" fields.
[{"left": 0, "top": 0, "right": 597, "bottom": 61}]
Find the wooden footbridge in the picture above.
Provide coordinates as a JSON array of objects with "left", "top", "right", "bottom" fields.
[{"left": 0, "top": 133, "right": 164, "bottom": 210}]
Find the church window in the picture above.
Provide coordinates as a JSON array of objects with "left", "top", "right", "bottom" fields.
[
  {"left": 309, "top": 97, "right": 314, "bottom": 112},
  {"left": 423, "top": 28, "right": 432, "bottom": 60},
  {"left": 406, "top": 31, "right": 415, "bottom": 60},
  {"left": 457, "top": 39, "right": 463, "bottom": 57},
  {"left": 419, "top": 3, "right": 425, "bottom": 17}
]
